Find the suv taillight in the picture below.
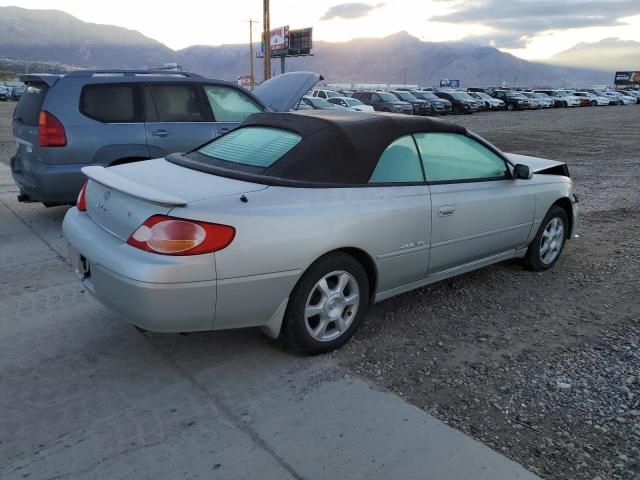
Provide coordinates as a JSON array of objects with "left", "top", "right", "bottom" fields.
[
  {"left": 127, "top": 215, "right": 235, "bottom": 256},
  {"left": 76, "top": 181, "right": 88, "bottom": 212},
  {"left": 38, "top": 111, "right": 67, "bottom": 147}
]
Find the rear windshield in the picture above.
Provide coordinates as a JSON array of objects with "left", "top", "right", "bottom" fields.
[
  {"left": 196, "top": 127, "right": 301, "bottom": 168},
  {"left": 15, "top": 82, "right": 49, "bottom": 126}
]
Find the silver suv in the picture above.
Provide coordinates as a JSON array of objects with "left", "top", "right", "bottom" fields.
[{"left": 11, "top": 70, "right": 320, "bottom": 206}]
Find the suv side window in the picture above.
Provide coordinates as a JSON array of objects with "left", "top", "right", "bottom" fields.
[
  {"left": 369, "top": 135, "right": 424, "bottom": 184},
  {"left": 80, "top": 84, "right": 139, "bottom": 123},
  {"left": 148, "top": 84, "right": 208, "bottom": 122},
  {"left": 414, "top": 133, "right": 508, "bottom": 183},
  {"left": 372, "top": 93, "right": 383, "bottom": 102},
  {"left": 202, "top": 85, "right": 262, "bottom": 122}
]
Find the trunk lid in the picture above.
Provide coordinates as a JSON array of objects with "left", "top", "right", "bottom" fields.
[
  {"left": 82, "top": 158, "right": 268, "bottom": 240},
  {"left": 252, "top": 71, "right": 323, "bottom": 112}
]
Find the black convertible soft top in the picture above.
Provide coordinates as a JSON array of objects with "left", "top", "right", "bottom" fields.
[{"left": 170, "top": 110, "right": 468, "bottom": 186}]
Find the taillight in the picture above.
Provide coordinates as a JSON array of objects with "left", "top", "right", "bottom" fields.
[
  {"left": 127, "top": 215, "right": 235, "bottom": 256},
  {"left": 76, "top": 181, "right": 88, "bottom": 211},
  {"left": 38, "top": 111, "right": 67, "bottom": 147}
]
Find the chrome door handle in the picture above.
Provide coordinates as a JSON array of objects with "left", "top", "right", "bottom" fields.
[
  {"left": 218, "top": 128, "right": 230, "bottom": 134},
  {"left": 438, "top": 206, "right": 456, "bottom": 217},
  {"left": 151, "top": 129, "right": 169, "bottom": 137}
]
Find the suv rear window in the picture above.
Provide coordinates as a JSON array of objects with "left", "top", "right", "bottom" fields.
[
  {"left": 15, "top": 82, "right": 49, "bottom": 126},
  {"left": 80, "top": 84, "right": 138, "bottom": 123},
  {"left": 197, "top": 127, "right": 301, "bottom": 167}
]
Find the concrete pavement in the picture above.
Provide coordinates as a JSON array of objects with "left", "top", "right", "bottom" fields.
[{"left": 0, "top": 163, "right": 540, "bottom": 480}]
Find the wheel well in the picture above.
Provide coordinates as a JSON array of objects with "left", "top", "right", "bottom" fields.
[
  {"left": 552, "top": 197, "right": 573, "bottom": 238},
  {"left": 109, "top": 157, "right": 148, "bottom": 167},
  {"left": 333, "top": 248, "right": 378, "bottom": 302}
]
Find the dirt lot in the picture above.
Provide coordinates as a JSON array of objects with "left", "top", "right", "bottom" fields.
[
  {"left": 335, "top": 105, "right": 640, "bottom": 480},
  {"left": 0, "top": 101, "right": 639, "bottom": 480}
]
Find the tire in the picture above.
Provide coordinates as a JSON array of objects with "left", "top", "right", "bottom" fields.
[
  {"left": 282, "top": 252, "right": 370, "bottom": 355},
  {"left": 590, "top": 100, "right": 597, "bottom": 106},
  {"left": 452, "top": 105, "right": 461, "bottom": 115},
  {"left": 523, "top": 206, "right": 569, "bottom": 272},
  {"left": 507, "top": 103, "right": 514, "bottom": 111},
  {"left": 561, "top": 101, "right": 568, "bottom": 108}
]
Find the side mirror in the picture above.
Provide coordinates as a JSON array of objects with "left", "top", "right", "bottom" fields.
[{"left": 514, "top": 164, "right": 533, "bottom": 180}]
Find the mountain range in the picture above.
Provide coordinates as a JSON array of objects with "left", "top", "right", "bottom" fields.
[
  {"left": 0, "top": 6, "right": 622, "bottom": 87},
  {"left": 546, "top": 38, "right": 640, "bottom": 72}
]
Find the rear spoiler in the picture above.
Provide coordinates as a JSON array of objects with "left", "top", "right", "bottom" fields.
[
  {"left": 82, "top": 166, "right": 188, "bottom": 206},
  {"left": 19, "top": 74, "right": 62, "bottom": 87}
]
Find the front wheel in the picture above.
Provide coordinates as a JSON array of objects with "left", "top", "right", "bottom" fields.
[
  {"left": 523, "top": 206, "right": 568, "bottom": 271},
  {"left": 590, "top": 100, "right": 597, "bottom": 106},
  {"left": 282, "top": 252, "right": 370, "bottom": 355},
  {"left": 507, "top": 103, "right": 515, "bottom": 111}
]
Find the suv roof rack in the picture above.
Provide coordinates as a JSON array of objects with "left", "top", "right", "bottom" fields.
[{"left": 64, "top": 70, "right": 203, "bottom": 78}]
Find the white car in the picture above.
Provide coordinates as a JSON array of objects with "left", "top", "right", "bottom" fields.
[
  {"left": 618, "top": 90, "right": 640, "bottom": 104},
  {"left": 327, "top": 96, "right": 375, "bottom": 112},
  {"left": 573, "top": 91, "right": 611, "bottom": 106},
  {"left": 557, "top": 90, "right": 584, "bottom": 107},
  {"left": 311, "top": 89, "right": 341, "bottom": 100},
  {"left": 530, "top": 92, "right": 555, "bottom": 108},
  {"left": 533, "top": 90, "right": 581, "bottom": 107},
  {"left": 601, "top": 91, "right": 635, "bottom": 105}
]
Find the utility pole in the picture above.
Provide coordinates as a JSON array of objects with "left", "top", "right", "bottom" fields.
[
  {"left": 263, "top": 0, "right": 271, "bottom": 81},
  {"left": 243, "top": 18, "right": 258, "bottom": 88}
]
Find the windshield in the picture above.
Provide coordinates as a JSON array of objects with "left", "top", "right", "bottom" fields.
[
  {"left": 195, "top": 127, "right": 301, "bottom": 168},
  {"left": 556, "top": 91, "right": 570, "bottom": 97},
  {"left": 377, "top": 92, "right": 399, "bottom": 102},
  {"left": 306, "top": 97, "right": 333, "bottom": 107},
  {"left": 394, "top": 91, "right": 417, "bottom": 101},
  {"left": 345, "top": 98, "right": 364, "bottom": 106},
  {"left": 475, "top": 92, "right": 492, "bottom": 100},
  {"left": 324, "top": 90, "right": 340, "bottom": 98},
  {"left": 506, "top": 92, "right": 526, "bottom": 99},
  {"left": 448, "top": 92, "right": 472, "bottom": 101}
]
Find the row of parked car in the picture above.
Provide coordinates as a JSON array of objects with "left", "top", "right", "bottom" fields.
[
  {"left": 306, "top": 86, "right": 640, "bottom": 115},
  {"left": 0, "top": 84, "right": 25, "bottom": 101}
]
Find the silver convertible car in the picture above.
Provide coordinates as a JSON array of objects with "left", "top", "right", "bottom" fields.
[{"left": 63, "top": 110, "right": 578, "bottom": 354}]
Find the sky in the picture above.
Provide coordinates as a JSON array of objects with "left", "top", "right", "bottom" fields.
[{"left": 1, "top": 0, "right": 639, "bottom": 60}]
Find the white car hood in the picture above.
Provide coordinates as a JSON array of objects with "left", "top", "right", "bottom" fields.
[{"left": 505, "top": 153, "right": 566, "bottom": 172}]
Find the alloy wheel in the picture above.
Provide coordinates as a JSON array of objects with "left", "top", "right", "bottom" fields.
[
  {"left": 304, "top": 270, "right": 360, "bottom": 342},
  {"left": 540, "top": 217, "right": 565, "bottom": 265}
]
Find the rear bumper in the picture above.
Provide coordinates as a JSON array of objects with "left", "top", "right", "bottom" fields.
[
  {"left": 63, "top": 207, "right": 299, "bottom": 334},
  {"left": 63, "top": 207, "right": 217, "bottom": 332},
  {"left": 11, "top": 157, "right": 90, "bottom": 205}
]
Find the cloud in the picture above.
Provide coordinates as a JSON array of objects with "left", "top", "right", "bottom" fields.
[
  {"left": 321, "top": 2, "right": 384, "bottom": 21},
  {"left": 429, "top": 0, "right": 640, "bottom": 48}
]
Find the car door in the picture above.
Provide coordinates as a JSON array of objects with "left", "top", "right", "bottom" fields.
[
  {"left": 367, "top": 135, "right": 431, "bottom": 290},
  {"left": 144, "top": 83, "right": 216, "bottom": 156},
  {"left": 414, "top": 132, "right": 535, "bottom": 274}
]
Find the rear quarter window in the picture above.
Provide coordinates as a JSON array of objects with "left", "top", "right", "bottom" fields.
[
  {"left": 80, "top": 84, "right": 139, "bottom": 123},
  {"left": 15, "top": 82, "right": 49, "bottom": 126}
]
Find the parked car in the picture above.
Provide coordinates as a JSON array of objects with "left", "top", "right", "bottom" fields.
[
  {"left": 311, "top": 89, "right": 341, "bottom": 100},
  {"left": 409, "top": 90, "right": 452, "bottom": 114},
  {"left": 0, "top": 85, "right": 10, "bottom": 101},
  {"left": 519, "top": 92, "right": 544, "bottom": 109},
  {"left": 298, "top": 96, "right": 347, "bottom": 110},
  {"left": 434, "top": 90, "right": 479, "bottom": 114},
  {"left": 611, "top": 91, "right": 638, "bottom": 105},
  {"left": 351, "top": 91, "right": 413, "bottom": 114},
  {"left": 63, "top": 110, "right": 578, "bottom": 354},
  {"left": 11, "top": 70, "right": 321, "bottom": 206},
  {"left": 10, "top": 85, "right": 25, "bottom": 101},
  {"left": 389, "top": 90, "right": 431, "bottom": 115},
  {"left": 573, "top": 91, "right": 611, "bottom": 106},
  {"left": 534, "top": 90, "right": 581, "bottom": 108},
  {"left": 598, "top": 91, "right": 625, "bottom": 105},
  {"left": 339, "top": 90, "right": 355, "bottom": 97},
  {"left": 528, "top": 92, "right": 556, "bottom": 108},
  {"left": 326, "top": 96, "right": 374, "bottom": 112},
  {"left": 618, "top": 90, "right": 640, "bottom": 103},
  {"left": 467, "top": 91, "right": 505, "bottom": 110},
  {"left": 491, "top": 90, "right": 530, "bottom": 111}
]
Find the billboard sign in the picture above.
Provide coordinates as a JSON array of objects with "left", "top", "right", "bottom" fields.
[
  {"left": 269, "top": 25, "right": 289, "bottom": 53},
  {"left": 614, "top": 71, "right": 640, "bottom": 86},
  {"left": 440, "top": 79, "right": 460, "bottom": 88}
]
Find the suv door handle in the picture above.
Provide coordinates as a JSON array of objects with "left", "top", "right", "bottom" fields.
[
  {"left": 151, "top": 129, "right": 169, "bottom": 137},
  {"left": 438, "top": 206, "right": 456, "bottom": 217},
  {"left": 218, "top": 127, "right": 230, "bottom": 134}
]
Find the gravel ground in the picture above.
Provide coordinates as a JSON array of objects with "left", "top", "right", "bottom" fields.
[
  {"left": 1, "top": 102, "right": 638, "bottom": 479},
  {"left": 334, "top": 105, "right": 640, "bottom": 480}
]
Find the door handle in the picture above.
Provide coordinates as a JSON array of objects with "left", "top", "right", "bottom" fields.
[
  {"left": 218, "top": 128, "right": 230, "bottom": 134},
  {"left": 438, "top": 206, "right": 456, "bottom": 217},
  {"left": 151, "top": 129, "right": 169, "bottom": 137}
]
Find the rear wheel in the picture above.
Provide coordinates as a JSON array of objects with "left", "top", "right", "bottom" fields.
[
  {"left": 507, "top": 103, "right": 515, "bottom": 111},
  {"left": 590, "top": 100, "right": 597, "bottom": 106},
  {"left": 282, "top": 252, "right": 370, "bottom": 355},
  {"left": 523, "top": 206, "right": 568, "bottom": 271}
]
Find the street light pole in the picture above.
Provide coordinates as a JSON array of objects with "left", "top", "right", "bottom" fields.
[
  {"left": 263, "top": 0, "right": 271, "bottom": 81},
  {"left": 249, "top": 18, "right": 254, "bottom": 88}
]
